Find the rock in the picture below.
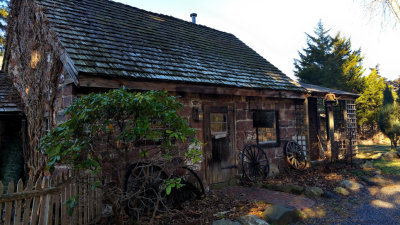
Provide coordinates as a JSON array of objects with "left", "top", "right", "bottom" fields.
[
  {"left": 269, "top": 163, "right": 279, "bottom": 177},
  {"left": 275, "top": 185, "right": 292, "bottom": 193},
  {"left": 261, "top": 183, "right": 280, "bottom": 191},
  {"left": 361, "top": 161, "right": 374, "bottom": 170},
  {"left": 360, "top": 176, "right": 378, "bottom": 186},
  {"left": 101, "top": 204, "right": 113, "bottom": 218},
  {"left": 212, "top": 219, "right": 241, "bottom": 225},
  {"left": 334, "top": 187, "right": 349, "bottom": 196},
  {"left": 237, "top": 215, "right": 269, "bottom": 225},
  {"left": 340, "top": 180, "right": 363, "bottom": 191},
  {"left": 262, "top": 205, "right": 301, "bottom": 225},
  {"left": 382, "top": 152, "right": 399, "bottom": 161},
  {"left": 370, "top": 175, "right": 387, "bottom": 185},
  {"left": 322, "top": 191, "right": 339, "bottom": 199},
  {"left": 213, "top": 211, "right": 230, "bottom": 217},
  {"left": 262, "top": 183, "right": 305, "bottom": 195},
  {"left": 287, "top": 184, "right": 305, "bottom": 194},
  {"left": 370, "top": 153, "right": 383, "bottom": 160},
  {"left": 304, "top": 186, "right": 324, "bottom": 198},
  {"left": 261, "top": 184, "right": 290, "bottom": 193}
]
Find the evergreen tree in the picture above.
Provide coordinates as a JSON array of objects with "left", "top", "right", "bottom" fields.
[
  {"left": 382, "top": 84, "right": 395, "bottom": 106},
  {"left": 294, "top": 21, "right": 335, "bottom": 86},
  {"left": 332, "top": 34, "right": 366, "bottom": 93},
  {"left": 294, "top": 22, "right": 366, "bottom": 93},
  {"left": 378, "top": 103, "right": 400, "bottom": 149},
  {"left": 379, "top": 83, "right": 400, "bottom": 148},
  {"left": 356, "top": 67, "right": 385, "bottom": 128},
  {"left": 397, "top": 86, "right": 400, "bottom": 103}
]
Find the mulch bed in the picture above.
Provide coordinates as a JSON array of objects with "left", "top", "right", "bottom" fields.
[
  {"left": 147, "top": 162, "right": 366, "bottom": 224},
  {"left": 140, "top": 192, "right": 257, "bottom": 225},
  {"left": 101, "top": 162, "right": 369, "bottom": 224},
  {"left": 266, "top": 162, "right": 364, "bottom": 191}
]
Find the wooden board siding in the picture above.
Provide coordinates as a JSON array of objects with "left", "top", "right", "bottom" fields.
[{"left": 78, "top": 75, "right": 306, "bottom": 99}]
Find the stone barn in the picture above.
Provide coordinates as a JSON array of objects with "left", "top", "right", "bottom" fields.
[{"left": 1, "top": 0, "right": 358, "bottom": 186}]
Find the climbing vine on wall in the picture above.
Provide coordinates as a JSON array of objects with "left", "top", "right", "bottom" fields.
[{"left": 5, "top": 0, "right": 65, "bottom": 177}]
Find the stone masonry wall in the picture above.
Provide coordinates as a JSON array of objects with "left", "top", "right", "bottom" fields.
[{"left": 177, "top": 92, "right": 302, "bottom": 178}]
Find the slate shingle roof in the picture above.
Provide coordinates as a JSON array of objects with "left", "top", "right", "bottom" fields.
[
  {"left": 0, "top": 72, "right": 23, "bottom": 113},
  {"left": 37, "top": 0, "right": 304, "bottom": 91}
]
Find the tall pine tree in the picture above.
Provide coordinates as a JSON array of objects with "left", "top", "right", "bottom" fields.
[
  {"left": 294, "top": 22, "right": 365, "bottom": 93},
  {"left": 332, "top": 33, "right": 365, "bottom": 93},
  {"left": 383, "top": 84, "right": 395, "bottom": 106},
  {"left": 379, "top": 84, "right": 400, "bottom": 148},
  {"left": 294, "top": 21, "right": 334, "bottom": 86}
]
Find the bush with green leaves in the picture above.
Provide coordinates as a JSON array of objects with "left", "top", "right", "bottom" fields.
[{"left": 40, "top": 87, "right": 201, "bottom": 223}]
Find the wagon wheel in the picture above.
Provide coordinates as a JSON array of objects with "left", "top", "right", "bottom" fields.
[
  {"left": 124, "top": 162, "right": 169, "bottom": 217},
  {"left": 169, "top": 166, "right": 206, "bottom": 208},
  {"left": 285, "top": 141, "right": 307, "bottom": 170},
  {"left": 241, "top": 144, "right": 270, "bottom": 182}
]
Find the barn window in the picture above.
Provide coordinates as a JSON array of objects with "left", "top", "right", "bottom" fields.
[{"left": 253, "top": 110, "right": 279, "bottom": 146}]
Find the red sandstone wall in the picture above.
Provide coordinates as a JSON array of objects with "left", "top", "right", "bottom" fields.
[{"left": 178, "top": 93, "right": 302, "bottom": 177}]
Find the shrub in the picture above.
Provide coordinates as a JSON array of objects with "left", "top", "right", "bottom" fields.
[{"left": 40, "top": 87, "right": 201, "bottom": 224}]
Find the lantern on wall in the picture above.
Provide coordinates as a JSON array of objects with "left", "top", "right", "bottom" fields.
[{"left": 192, "top": 107, "right": 203, "bottom": 121}]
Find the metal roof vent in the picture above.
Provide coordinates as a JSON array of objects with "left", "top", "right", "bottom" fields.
[{"left": 190, "top": 13, "right": 197, "bottom": 24}]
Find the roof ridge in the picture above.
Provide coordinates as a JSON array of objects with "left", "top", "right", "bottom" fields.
[{"left": 45, "top": 0, "right": 239, "bottom": 38}]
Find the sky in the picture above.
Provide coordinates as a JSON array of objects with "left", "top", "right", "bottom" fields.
[{"left": 114, "top": 0, "right": 400, "bottom": 81}]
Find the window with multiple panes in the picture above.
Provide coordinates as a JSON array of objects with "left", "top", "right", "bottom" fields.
[
  {"left": 210, "top": 113, "right": 227, "bottom": 139},
  {"left": 253, "top": 110, "right": 278, "bottom": 145}
]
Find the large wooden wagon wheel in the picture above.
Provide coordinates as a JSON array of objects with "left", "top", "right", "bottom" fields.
[
  {"left": 124, "top": 162, "right": 168, "bottom": 216},
  {"left": 285, "top": 141, "right": 307, "bottom": 170},
  {"left": 241, "top": 144, "right": 270, "bottom": 182},
  {"left": 169, "top": 166, "right": 206, "bottom": 208}
]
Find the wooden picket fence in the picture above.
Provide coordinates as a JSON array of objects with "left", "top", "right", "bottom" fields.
[{"left": 0, "top": 173, "right": 102, "bottom": 225}]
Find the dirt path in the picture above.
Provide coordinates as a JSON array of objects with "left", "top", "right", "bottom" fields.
[{"left": 301, "top": 175, "right": 400, "bottom": 224}]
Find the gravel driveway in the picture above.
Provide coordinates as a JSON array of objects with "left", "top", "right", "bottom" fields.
[{"left": 300, "top": 175, "right": 400, "bottom": 224}]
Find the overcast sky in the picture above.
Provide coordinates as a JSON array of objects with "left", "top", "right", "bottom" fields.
[{"left": 114, "top": 0, "right": 400, "bottom": 81}]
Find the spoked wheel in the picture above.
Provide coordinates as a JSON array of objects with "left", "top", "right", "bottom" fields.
[
  {"left": 169, "top": 166, "right": 206, "bottom": 208},
  {"left": 241, "top": 144, "right": 270, "bottom": 182},
  {"left": 124, "top": 162, "right": 168, "bottom": 217},
  {"left": 285, "top": 141, "right": 307, "bottom": 170}
]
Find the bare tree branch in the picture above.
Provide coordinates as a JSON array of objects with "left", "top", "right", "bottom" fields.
[{"left": 361, "top": 0, "right": 400, "bottom": 24}]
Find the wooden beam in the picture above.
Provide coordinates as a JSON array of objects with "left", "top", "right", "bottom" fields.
[
  {"left": 61, "top": 52, "right": 79, "bottom": 86},
  {"left": 78, "top": 75, "right": 306, "bottom": 99},
  {"left": 304, "top": 97, "right": 311, "bottom": 167}
]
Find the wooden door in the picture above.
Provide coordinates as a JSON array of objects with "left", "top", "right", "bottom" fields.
[{"left": 203, "top": 105, "right": 234, "bottom": 184}]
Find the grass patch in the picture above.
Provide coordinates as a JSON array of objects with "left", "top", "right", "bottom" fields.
[
  {"left": 357, "top": 145, "right": 400, "bottom": 175},
  {"left": 358, "top": 145, "right": 392, "bottom": 154},
  {"left": 357, "top": 145, "right": 393, "bottom": 160},
  {"left": 373, "top": 159, "right": 400, "bottom": 175}
]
